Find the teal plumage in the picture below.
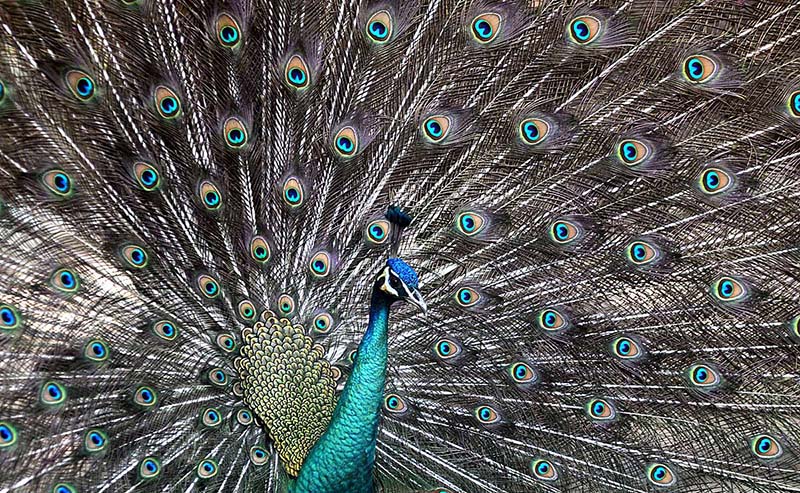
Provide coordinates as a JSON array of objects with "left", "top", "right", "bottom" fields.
[{"left": 2, "top": 0, "right": 800, "bottom": 492}]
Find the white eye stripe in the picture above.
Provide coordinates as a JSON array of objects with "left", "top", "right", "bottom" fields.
[{"left": 378, "top": 267, "right": 400, "bottom": 297}]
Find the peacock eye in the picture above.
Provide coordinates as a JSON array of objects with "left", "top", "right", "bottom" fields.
[
  {"left": 688, "top": 363, "right": 721, "bottom": 388},
  {"left": 285, "top": 55, "right": 310, "bottom": 90},
  {"left": 84, "top": 429, "right": 108, "bottom": 454},
  {"left": 152, "top": 320, "right": 178, "bottom": 341},
  {"left": 313, "top": 312, "right": 333, "bottom": 334},
  {"left": 208, "top": 368, "right": 228, "bottom": 387},
  {"left": 133, "top": 162, "right": 161, "bottom": 191},
  {"left": 216, "top": 13, "right": 242, "bottom": 48},
  {"left": 365, "top": 219, "right": 391, "bottom": 245},
  {"left": 53, "top": 484, "right": 77, "bottom": 493},
  {"left": 789, "top": 91, "right": 800, "bottom": 118},
  {"left": 474, "top": 405, "right": 501, "bottom": 424},
  {"left": 531, "top": 458, "right": 558, "bottom": 481},
  {"left": 197, "top": 274, "right": 221, "bottom": 299},
  {"left": 250, "top": 446, "right": 269, "bottom": 465},
  {"left": 50, "top": 268, "right": 80, "bottom": 293},
  {"left": 139, "top": 457, "right": 161, "bottom": 479},
  {"left": 455, "top": 287, "right": 480, "bottom": 307},
  {"left": 42, "top": 169, "right": 74, "bottom": 198},
  {"left": 201, "top": 408, "right": 222, "bottom": 428},
  {"left": 434, "top": 337, "right": 462, "bottom": 361},
  {"left": 134, "top": 386, "right": 157, "bottom": 408},
  {"left": 383, "top": 393, "right": 409, "bottom": 414},
  {"left": 455, "top": 211, "right": 486, "bottom": 236},
  {"left": 617, "top": 139, "right": 650, "bottom": 166},
  {"left": 223, "top": 117, "right": 249, "bottom": 149},
  {"left": 471, "top": 13, "right": 502, "bottom": 44},
  {"left": 154, "top": 85, "right": 181, "bottom": 119},
  {"left": 519, "top": 118, "right": 550, "bottom": 145},
  {"left": 282, "top": 177, "right": 305, "bottom": 208},
  {"left": 647, "top": 463, "right": 676, "bottom": 487},
  {"left": 199, "top": 180, "right": 223, "bottom": 211},
  {"left": 549, "top": 219, "right": 581, "bottom": 244},
  {"left": 751, "top": 434, "right": 783, "bottom": 460},
  {"left": 347, "top": 348, "right": 358, "bottom": 364},
  {"left": 83, "top": 339, "right": 109, "bottom": 362},
  {"left": 216, "top": 333, "right": 236, "bottom": 352},
  {"left": 0, "top": 80, "right": 5, "bottom": 103},
  {"left": 333, "top": 126, "right": 359, "bottom": 158},
  {"left": 40, "top": 381, "right": 67, "bottom": 407},
  {"left": 277, "top": 294, "right": 295, "bottom": 315},
  {"left": 790, "top": 315, "right": 800, "bottom": 339},
  {"left": 538, "top": 308, "right": 567, "bottom": 332},
  {"left": 712, "top": 276, "right": 746, "bottom": 302},
  {"left": 330, "top": 365, "right": 343, "bottom": 382},
  {"left": 197, "top": 459, "right": 219, "bottom": 479},
  {"left": 611, "top": 336, "right": 642, "bottom": 360},
  {"left": 0, "top": 421, "right": 18, "bottom": 448},
  {"left": 237, "top": 408, "right": 254, "bottom": 425},
  {"left": 309, "top": 251, "right": 332, "bottom": 278},
  {"left": 421, "top": 115, "right": 451, "bottom": 143},
  {"left": 698, "top": 167, "right": 733, "bottom": 195},
  {"left": 626, "top": 240, "right": 660, "bottom": 266},
  {"left": 120, "top": 244, "right": 149, "bottom": 269},
  {"left": 569, "top": 15, "right": 601, "bottom": 45},
  {"left": 65, "top": 69, "right": 96, "bottom": 101},
  {"left": 683, "top": 55, "right": 718, "bottom": 84},
  {"left": 366, "top": 10, "right": 393, "bottom": 43},
  {"left": 250, "top": 236, "right": 271, "bottom": 264},
  {"left": 586, "top": 398, "right": 615, "bottom": 421},
  {"left": 0, "top": 305, "right": 21, "bottom": 331},
  {"left": 238, "top": 300, "right": 257, "bottom": 321},
  {"left": 507, "top": 361, "right": 539, "bottom": 385}
]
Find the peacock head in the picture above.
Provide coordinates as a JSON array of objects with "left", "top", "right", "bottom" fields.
[{"left": 375, "top": 257, "right": 427, "bottom": 313}]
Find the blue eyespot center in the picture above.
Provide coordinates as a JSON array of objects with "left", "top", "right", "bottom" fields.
[
  {"left": 544, "top": 312, "right": 556, "bottom": 327},
  {"left": 286, "top": 188, "right": 299, "bottom": 202},
  {"left": 0, "top": 425, "right": 12, "bottom": 441},
  {"left": 77, "top": 77, "right": 94, "bottom": 97},
  {"left": 369, "top": 21, "right": 388, "bottom": 39},
  {"left": 91, "top": 343, "right": 105, "bottom": 356},
  {"left": 758, "top": 438, "right": 771, "bottom": 453},
  {"left": 537, "top": 462, "right": 550, "bottom": 474},
  {"left": 480, "top": 408, "right": 491, "bottom": 420},
  {"left": 592, "top": 402, "right": 605, "bottom": 415},
  {"left": 573, "top": 20, "right": 589, "bottom": 40},
  {"left": 141, "top": 389, "right": 153, "bottom": 402},
  {"left": 47, "top": 384, "right": 61, "bottom": 399},
  {"left": 632, "top": 245, "right": 646, "bottom": 260},
  {"left": 54, "top": 173, "right": 70, "bottom": 192},
  {"left": 160, "top": 97, "right": 177, "bottom": 115},
  {"left": 388, "top": 397, "right": 399, "bottom": 408},
  {"left": 141, "top": 170, "right": 157, "bottom": 186},
  {"left": 221, "top": 26, "right": 238, "bottom": 43},
  {"left": 458, "top": 289, "right": 472, "bottom": 303},
  {"left": 555, "top": 224, "right": 568, "bottom": 240},
  {"left": 720, "top": 280, "right": 733, "bottom": 297},
  {"left": 705, "top": 171, "right": 719, "bottom": 189},
  {"left": 653, "top": 466, "right": 666, "bottom": 480},
  {"left": 205, "top": 191, "right": 220, "bottom": 206},
  {"left": 370, "top": 225, "right": 385, "bottom": 239},
  {"left": 228, "top": 129, "right": 244, "bottom": 144},
  {"left": 694, "top": 367, "right": 708, "bottom": 382},
  {"left": 289, "top": 68, "right": 306, "bottom": 85},
  {"left": 461, "top": 215, "right": 475, "bottom": 231},
  {"left": 438, "top": 341, "right": 451, "bottom": 355},
  {"left": 687, "top": 58, "right": 703, "bottom": 80},
  {"left": 313, "top": 260, "right": 325, "bottom": 272},
  {"left": 337, "top": 136, "right": 354, "bottom": 153},
  {"left": 618, "top": 340, "right": 630, "bottom": 354},
  {"left": 425, "top": 120, "right": 442, "bottom": 138},
  {"left": 523, "top": 122, "right": 539, "bottom": 142},
  {"left": 1, "top": 308, "right": 16, "bottom": 326},
  {"left": 473, "top": 19, "right": 493, "bottom": 39}
]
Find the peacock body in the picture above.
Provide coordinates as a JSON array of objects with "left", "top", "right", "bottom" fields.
[{"left": 1, "top": 0, "right": 800, "bottom": 492}]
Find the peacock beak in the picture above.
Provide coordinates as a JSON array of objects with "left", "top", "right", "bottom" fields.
[{"left": 407, "top": 289, "right": 427, "bottom": 314}]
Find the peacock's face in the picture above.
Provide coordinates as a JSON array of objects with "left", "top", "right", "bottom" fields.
[{"left": 376, "top": 258, "right": 426, "bottom": 313}]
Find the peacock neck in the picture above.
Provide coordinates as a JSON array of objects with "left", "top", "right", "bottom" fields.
[{"left": 291, "top": 290, "right": 391, "bottom": 493}]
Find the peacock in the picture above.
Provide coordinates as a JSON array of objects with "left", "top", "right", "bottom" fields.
[{"left": 1, "top": 0, "right": 800, "bottom": 491}]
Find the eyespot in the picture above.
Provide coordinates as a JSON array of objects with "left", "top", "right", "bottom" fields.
[
  {"left": 282, "top": 177, "right": 305, "bottom": 208},
  {"left": 790, "top": 315, "right": 800, "bottom": 339},
  {"left": 133, "top": 162, "right": 161, "bottom": 191},
  {"left": 0, "top": 422, "right": 18, "bottom": 448},
  {"left": 518, "top": 117, "right": 551, "bottom": 145},
  {"left": 333, "top": 126, "right": 358, "bottom": 158},
  {"left": 434, "top": 338, "right": 462, "bottom": 361},
  {"left": 201, "top": 408, "right": 222, "bottom": 428},
  {"left": 154, "top": 85, "right": 181, "bottom": 119},
  {"left": 683, "top": 55, "right": 718, "bottom": 84},
  {"left": 42, "top": 170, "right": 74, "bottom": 198},
  {"left": 330, "top": 365, "right": 343, "bottom": 382},
  {"left": 752, "top": 434, "right": 783, "bottom": 459},
  {"left": 250, "top": 236, "right": 271, "bottom": 264},
  {"left": 789, "top": 91, "right": 800, "bottom": 118},
  {"left": 586, "top": 398, "right": 616, "bottom": 421},
  {"left": 456, "top": 211, "right": 486, "bottom": 236},
  {"left": 238, "top": 300, "right": 257, "bottom": 321},
  {"left": 712, "top": 276, "right": 746, "bottom": 302},
  {"left": 531, "top": 458, "right": 558, "bottom": 481},
  {"left": 121, "top": 244, "right": 149, "bottom": 269},
  {"left": 611, "top": 336, "right": 642, "bottom": 360},
  {"left": 83, "top": 339, "right": 109, "bottom": 362},
  {"left": 277, "top": 294, "right": 295, "bottom": 315},
  {"left": 0, "top": 80, "right": 5, "bottom": 103},
  {"left": 625, "top": 240, "right": 659, "bottom": 266},
  {"left": 365, "top": 219, "right": 391, "bottom": 245},
  {"left": 53, "top": 484, "right": 77, "bottom": 493},
  {"left": 65, "top": 70, "right": 96, "bottom": 101},
  {"left": 197, "top": 459, "right": 218, "bottom": 479},
  {"left": 152, "top": 320, "right": 178, "bottom": 341},
  {"left": 347, "top": 348, "right": 358, "bottom": 364},
  {"left": 216, "top": 13, "right": 242, "bottom": 49},
  {"left": 40, "top": 381, "right": 67, "bottom": 407},
  {"left": 236, "top": 408, "right": 254, "bottom": 425},
  {"left": 285, "top": 55, "right": 310, "bottom": 90},
  {"left": 216, "top": 333, "right": 236, "bottom": 352},
  {"left": 223, "top": 117, "right": 248, "bottom": 149},
  {"left": 208, "top": 368, "right": 228, "bottom": 387},
  {"left": 537, "top": 308, "right": 567, "bottom": 332},
  {"left": 617, "top": 139, "right": 650, "bottom": 166},
  {"left": 455, "top": 287, "right": 480, "bottom": 307},
  {"left": 309, "top": 251, "right": 332, "bottom": 278},
  {"left": 471, "top": 13, "right": 502, "bottom": 44},
  {"left": 139, "top": 457, "right": 161, "bottom": 479},
  {"left": 474, "top": 405, "right": 501, "bottom": 425},
  {"left": 50, "top": 268, "right": 80, "bottom": 294},
  {"left": 313, "top": 312, "right": 333, "bottom": 334},
  {"left": 421, "top": 116, "right": 451, "bottom": 143},
  {"left": 647, "top": 463, "right": 676, "bottom": 487},
  {"left": 366, "top": 10, "right": 393, "bottom": 43},
  {"left": 199, "top": 180, "right": 223, "bottom": 211},
  {"left": 384, "top": 393, "right": 408, "bottom": 414},
  {"left": 197, "top": 274, "right": 221, "bottom": 299},
  {"left": 549, "top": 219, "right": 581, "bottom": 244},
  {"left": 250, "top": 446, "right": 269, "bottom": 465},
  {"left": 507, "top": 361, "right": 539, "bottom": 385},
  {"left": 688, "top": 364, "right": 721, "bottom": 388},
  {"left": 569, "top": 15, "right": 601, "bottom": 45},
  {"left": 84, "top": 428, "right": 108, "bottom": 454},
  {"left": 134, "top": 386, "right": 157, "bottom": 408},
  {"left": 0, "top": 305, "right": 21, "bottom": 330},
  {"left": 698, "top": 167, "right": 733, "bottom": 195}
]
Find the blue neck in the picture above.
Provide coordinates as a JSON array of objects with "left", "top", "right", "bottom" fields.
[{"left": 292, "top": 291, "right": 391, "bottom": 493}]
